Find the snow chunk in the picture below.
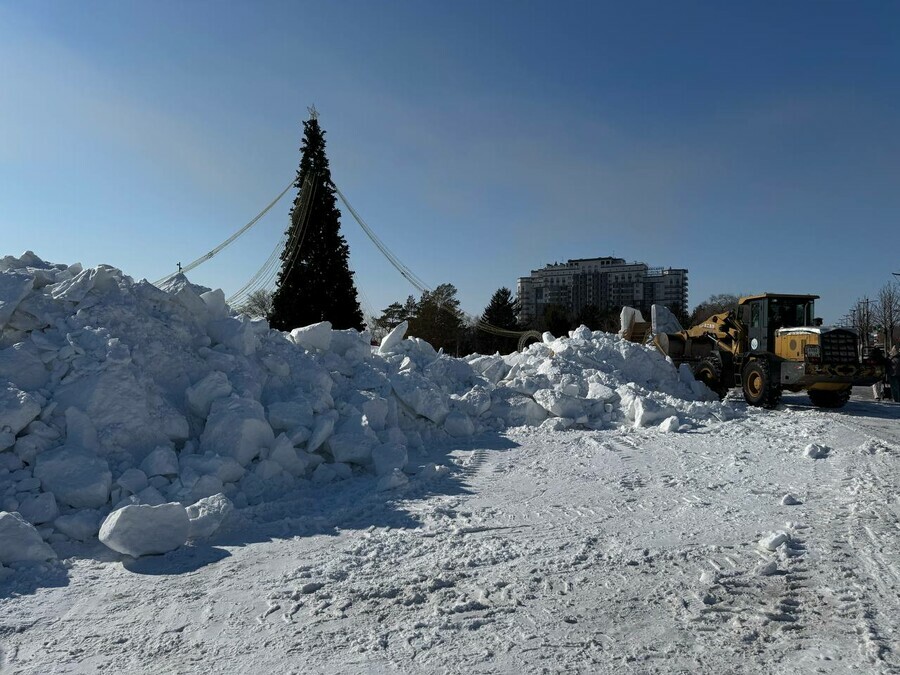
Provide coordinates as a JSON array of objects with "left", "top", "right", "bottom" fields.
[
  {"left": 658, "top": 415, "right": 680, "bottom": 433},
  {"left": 99, "top": 503, "right": 190, "bottom": 557},
  {"left": 533, "top": 389, "right": 585, "bottom": 419},
  {"left": 140, "top": 446, "right": 180, "bottom": 477},
  {"left": 17, "top": 492, "right": 59, "bottom": 525},
  {"left": 268, "top": 434, "right": 309, "bottom": 476},
  {"left": 444, "top": 411, "right": 475, "bottom": 438},
  {"left": 0, "top": 511, "right": 56, "bottom": 563},
  {"left": 200, "top": 289, "right": 228, "bottom": 319},
  {"left": 186, "top": 371, "right": 232, "bottom": 419},
  {"left": 326, "top": 432, "right": 377, "bottom": 466},
  {"left": 307, "top": 410, "right": 338, "bottom": 453},
  {"left": 390, "top": 371, "right": 449, "bottom": 424},
  {"left": 34, "top": 446, "right": 112, "bottom": 508},
  {"left": 372, "top": 442, "right": 407, "bottom": 477},
  {"left": 116, "top": 468, "right": 149, "bottom": 495},
  {"left": 0, "top": 343, "right": 49, "bottom": 391},
  {"left": 781, "top": 493, "right": 801, "bottom": 506},
  {"left": 54, "top": 510, "right": 101, "bottom": 541},
  {"left": 290, "top": 321, "right": 332, "bottom": 352},
  {"left": 758, "top": 530, "right": 791, "bottom": 552},
  {"left": 377, "top": 468, "right": 409, "bottom": 491},
  {"left": 200, "top": 396, "right": 275, "bottom": 466},
  {"left": 0, "top": 384, "right": 41, "bottom": 436},
  {"left": 378, "top": 320, "right": 407, "bottom": 354},
  {"left": 186, "top": 493, "right": 233, "bottom": 540},
  {"left": 207, "top": 317, "right": 258, "bottom": 355},
  {"left": 267, "top": 399, "right": 314, "bottom": 432},
  {"left": 803, "top": 443, "right": 830, "bottom": 459},
  {"left": 0, "top": 271, "right": 34, "bottom": 328}
]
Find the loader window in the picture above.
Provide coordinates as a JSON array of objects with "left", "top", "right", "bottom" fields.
[{"left": 750, "top": 303, "right": 761, "bottom": 328}]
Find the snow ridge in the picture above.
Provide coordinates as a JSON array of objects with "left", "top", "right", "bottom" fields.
[{"left": 0, "top": 253, "right": 729, "bottom": 563}]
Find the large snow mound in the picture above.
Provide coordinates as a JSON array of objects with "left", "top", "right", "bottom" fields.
[{"left": 0, "top": 252, "right": 731, "bottom": 560}]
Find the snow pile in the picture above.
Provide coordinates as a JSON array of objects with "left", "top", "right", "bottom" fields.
[{"left": 0, "top": 253, "right": 729, "bottom": 562}]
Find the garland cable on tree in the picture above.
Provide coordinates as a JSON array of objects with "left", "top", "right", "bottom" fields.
[
  {"left": 334, "top": 184, "right": 526, "bottom": 340},
  {"left": 153, "top": 176, "right": 296, "bottom": 287},
  {"left": 227, "top": 172, "right": 317, "bottom": 306}
]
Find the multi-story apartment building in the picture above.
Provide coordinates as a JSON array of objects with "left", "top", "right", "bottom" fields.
[{"left": 516, "top": 256, "right": 688, "bottom": 324}]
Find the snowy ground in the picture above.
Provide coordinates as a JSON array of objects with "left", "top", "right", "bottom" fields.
[{"left": 3, "top": 391, "right": 899, "bottom": 674}]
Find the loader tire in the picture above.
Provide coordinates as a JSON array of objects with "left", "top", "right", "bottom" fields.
[
  {"left": 694, "top": 357, "right": 728, "bottom": 400},
  {"left": 742, "top": 359, "right": 782, "bottom": 408},
  {"left": 807, "top": 387, "right": 851, "bottom": 409}
]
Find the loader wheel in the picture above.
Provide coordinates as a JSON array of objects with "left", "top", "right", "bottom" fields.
[
  {"left": 694, "top": 357, "right": 728, "bottom": 400},
  {"left": 807, "top": 387, "right": 851, "bottom": 409},
  {"left": 742, "top": 359, "right": 782, "bottom": 408}
]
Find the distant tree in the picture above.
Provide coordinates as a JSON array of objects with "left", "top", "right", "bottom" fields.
[
  {"left": 874, "top": 282, "right": 900, "bottom": 349},
  {"left": 850, "top": 297, "right": 875, "bottom": 349},
  {"left": 457, "top": 315, "right": 479, "bottom": 358},
  {"left": 689, "top": 293, "right": 741, "bottom": 326},
  {"left": 371, "top": 295, "right": 418, "bottom": 336},
  {"left": 269, "top": 108, "right": 364, "bottom": 332},
  {"left": 407, "top": 283, "right": 465, "bottom": 354},
  {"left": 575, "top": 303, "right": 603, "bottom": 331},
  {"left": 541, "top": 304, "right": 572, "bottom": 338},
  {"left": 239, "top": 289, "right": 273, "bottom": 319},
  {"left": 476, "top": 287, "right": 520, "bottom": 354}
]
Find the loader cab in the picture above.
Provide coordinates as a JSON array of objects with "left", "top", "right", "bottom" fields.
[{"left": 738, "top": 294, "right": 818, "bottom": 354}]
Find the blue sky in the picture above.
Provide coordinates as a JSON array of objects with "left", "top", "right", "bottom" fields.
[{"left": 2, "top": 1, "right": 898, "bottom": 324}]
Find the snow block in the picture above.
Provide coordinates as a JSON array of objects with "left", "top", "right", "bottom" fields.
[
  {"left": 99, "top": 503, "right": 190, "bottom": 557},
  {"left": 454, "top": 386, "right": 493, "bottom": 417},
  {"left": 326, "top": 432, "right": 377, "bottom": 465},
  {"left": 532, "top": 389, "right": 586, "bottom": 419},
  {"left": 65, "top": 406, "right": 100, "bottom": 452},
  {"left": 307, "top": 410, "right": 338, "bottom": 453},
  {"left": 803, "top": 443, "right": 830, "bottom": 459},
  {"left": 268, "top": 434, "right": 308, "bottom": 476},
  {"left": 186, "top": 371, "right": 232, "bottom": 419},
  {"left": 360, "top": 395, "right": 390, "bottom": 432},
  {"left": 186, "top": 493, "right": 233, "bottom": 540},
  {"left": 444, "top": 411, "right": 475, "bottom": 437},
  {"left": 0, "top": 271, "right": 34, "bottom": 328},
  {"left": 136, "top": 486, "right": 167, "bottom": 506},
  {"left": 17, "top": 491, "right": 59, "bottom": 525},
  {"left": 0, "top": 511, "right": 56, "bottom": 563},
  {"left": 34, "top": 445, "right": 112, "bottom": 509},
  {"left": 267, "top": 399, "right": 314, "bottom": 432},
  {"left": 140, "top": 446, "right": 180, "bottom": 477},
  {"left": 376, "top": 468, "right": 409, "bottom": 492},
  {"left": 490, "top": 392, "right": 548, "bottom": 427},
  {"left": 390, "top": 371, "right": 449, "bottom": 424},
  {"left": 759, "top": 530, "right": 791, "bottom": 552},
  {"left": 116, "top": 468, "right": 149, "bottom": 494},
  {"left": 0, "top": 343, "right": 49, "bottom": 391},
  {"left": 179, "top": 452, "right": 245, "bottom": 483},
  {"left": 200, "top": 289, "right": 228, "bottom": 320},
  {"left": 0, "top": 384, "right": 41, "bottom": 436},
  {"left": 290, "top": 321, "right": 332, "bottom": 352},
  {"left": 378, "top": 321, "right": 408, "bottom": 355},
  {"left": 658, "top": 416, "right": 680, "bottom": 433},
  {"left": 207, "top": 317, "right": 258, "bottom": 356},
  {"left": 372, "top": 441, "right": 408, "bottom": 477},
  {"left": 200, "top": 396, "right": 275, "bottom": 466},
  {"left": 54, "top": 509, "right": 101, "bottom": 541}
]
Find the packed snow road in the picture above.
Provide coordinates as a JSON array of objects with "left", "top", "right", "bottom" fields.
[{"left": 2, "top": 394, "right": 898, "bottom": 674}]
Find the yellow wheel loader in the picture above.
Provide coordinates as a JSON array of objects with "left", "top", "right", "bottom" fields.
[{"left": 628, "top": 294, "right": 883, "bottom": 409}]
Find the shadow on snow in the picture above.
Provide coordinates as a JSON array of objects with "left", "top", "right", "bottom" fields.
[{"left": 1, "top": 431, "right": 520, "bottom": 591}]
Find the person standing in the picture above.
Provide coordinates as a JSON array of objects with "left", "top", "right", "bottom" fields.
[
  {"left": 871, "top": 347, "right": 886, "bottom": 401},
  {"left": 889, "top": 346, "right": 900, "bottom": 403}
]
